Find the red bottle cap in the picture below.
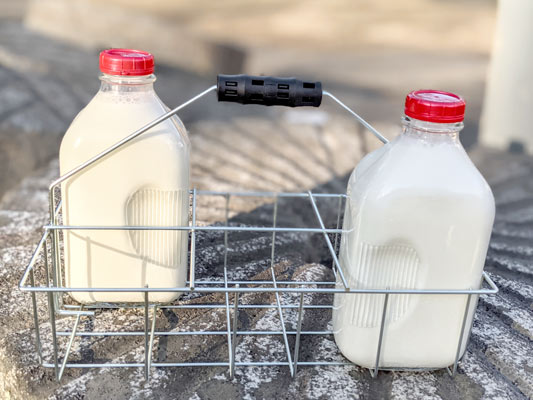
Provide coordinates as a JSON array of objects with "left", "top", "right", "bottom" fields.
[
  {"left": 404, "top": 90, "right": 466, "bottom": 123},
  {"left": 99, "top": 49, "right": 154, "bottom": 76}
]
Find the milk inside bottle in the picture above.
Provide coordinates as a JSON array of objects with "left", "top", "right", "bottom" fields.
[
  {"left": 333, "top": 90, "right": 495, "bottom": 368},
  {"left": 59, "top": 49, "right": 190, "bottom": 303}
]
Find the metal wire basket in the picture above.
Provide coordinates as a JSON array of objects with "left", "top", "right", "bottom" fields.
[{"left": 18, "top": 76, "right": 499, "bottom": 382}]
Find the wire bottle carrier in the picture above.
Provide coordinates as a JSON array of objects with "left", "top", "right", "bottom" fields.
[{"left": 19, "top": 75, "right": 498, "bottom": 382}]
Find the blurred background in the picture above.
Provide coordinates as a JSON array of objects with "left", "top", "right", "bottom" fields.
[{"left": 0, "top": 0, "right": 529, "bottom": 199}]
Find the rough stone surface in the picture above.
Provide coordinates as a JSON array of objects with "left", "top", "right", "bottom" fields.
[{"left": 0, "top": 112, "right": 532, "bottom": 399}]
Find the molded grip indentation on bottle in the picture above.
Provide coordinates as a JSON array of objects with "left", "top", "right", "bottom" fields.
[
  {"left": 126, "top": 188, "right": 188, "bottom": 268},
  {"left": 345, "top": 243, "right": 420, "bottom": 328}
]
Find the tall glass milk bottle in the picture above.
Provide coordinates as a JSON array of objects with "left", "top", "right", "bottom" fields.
[
  {"left": 60, "top": 49, "right": 190, "bottom": 303},
  {"left": 333, "top": 90, "right": 495, "bottom": 368}
]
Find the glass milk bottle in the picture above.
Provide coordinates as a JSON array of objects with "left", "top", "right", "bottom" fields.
[
  {"left": 333, "top": 90, "right": 495, "bottom": 368},
  {"left": 59, "top": 49, "right": 190, "bottom": 303}
]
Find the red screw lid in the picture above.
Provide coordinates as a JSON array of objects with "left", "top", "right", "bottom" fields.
[
  {"left": 99, "top": 49, "right": 154, "bottom": 76},
  {"left": 404, "top": 90, "right": 466, "bottom": 123}
]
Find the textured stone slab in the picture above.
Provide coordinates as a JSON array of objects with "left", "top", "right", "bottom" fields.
[{"left": 1, "top": 117, "right": 532, "bottom": 399}]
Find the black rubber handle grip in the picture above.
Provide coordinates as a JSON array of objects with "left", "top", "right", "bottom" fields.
[{"left": 217, "top": 74, "right": 322, "bottom": 107}]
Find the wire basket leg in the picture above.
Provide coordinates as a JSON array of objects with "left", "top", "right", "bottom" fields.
[
  {"left": 270, "top": 197, "right": 295, "bottom": 377},
  {"left": 189, "top": 189, "right": 197, "bottom": 290},
  {"left": 29, "top": 269, "right": 42, "bottom": 364},
  {"left": 147, "top": 306, "right": 157, "bottom": 379},
  {"left": 144, "top": 290, "right": 150, "bottom": 380},
  {"left": 231, "top": 285, "right": 240, "bottom": 378},
  {"left": 447, "top": 293, "right": 472, "bottom": 376},
  {"left": 370, "top": 292, "right": 389, "bottom": 378},
  {"left": 292, "top": 292, "right": 305, "bottom": 374},
  {"left": 58, "top": 309, "right": 82, "bottom": 381},
  {"left": 47, "top": 291, "right": 59, "bottom": 380},
  {"left": 223, "top": 194, "right": 234, "bottom": 378}
]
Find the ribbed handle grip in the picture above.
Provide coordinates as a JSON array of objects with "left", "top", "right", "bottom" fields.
[{"left": 217, "top": 74, "right": 322, "bottom": 107}]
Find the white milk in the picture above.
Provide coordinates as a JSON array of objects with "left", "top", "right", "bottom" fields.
[
  {"left": 333, "top": 117, "right": 495, "bottom": 368},
  {"left": 60, "top": 72, "right": 190, "bottom": 303}
]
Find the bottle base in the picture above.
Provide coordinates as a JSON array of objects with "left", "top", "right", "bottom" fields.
[
  {"left": 333, "top": 331, "right": 465, "bottom": 370},
  {"left": 68, "top": 291, "right": 182, "bottom": 304}
]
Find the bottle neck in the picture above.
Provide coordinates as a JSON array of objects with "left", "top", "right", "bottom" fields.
[
  {"left": 401, "top": 116, "right": 463, "bottom": 143},
  {"left": 99, "top": 73, "right": 157, "bottom": 94}
]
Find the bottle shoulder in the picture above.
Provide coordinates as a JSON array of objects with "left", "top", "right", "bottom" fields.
[
  {"left": 347, "top": 137, "right": 495, "bottom": 207},
  {"left": 60, "top": 92, "right": 189, "bottom": 157}
]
